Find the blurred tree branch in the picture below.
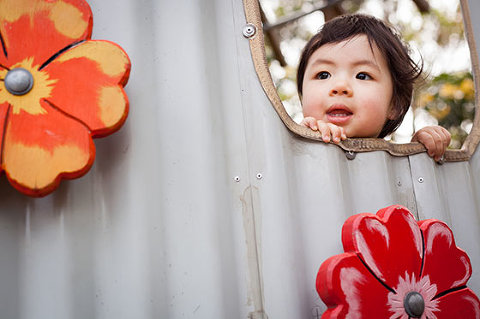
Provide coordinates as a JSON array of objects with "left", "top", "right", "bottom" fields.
[
  {"left": 260, "top": 0, "right": 346, "bottom": 66},
  {"left": 412, "top": 0, "right": 430, "bottom": 13}
]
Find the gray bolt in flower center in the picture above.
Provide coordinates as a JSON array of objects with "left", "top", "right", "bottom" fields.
[
  {"left": 404, "top": 291, "right": 425, "bottom": 318},
  {"left": 4, "top": 68, "right": 34, "bottom": 96}
]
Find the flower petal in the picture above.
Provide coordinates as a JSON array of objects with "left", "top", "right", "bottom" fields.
[
  {"left": 435, "top": 288, "right": 480, "bottom": 319},
  {"left": 342, "top": 205, "right": 423, "bottom": 290},
  {"left": 43, "top": 40, "right": 130, "bottom": 136},
  {"left": 0, "top": 102, "right": 9, "bottom": 173},
  {"left": 0, "top": 0, "right": 92, "bottom": 66},
  {"left": 317, "top": 253, "right": 393, "bottom": 318},
  {"left": 419, "top": 219, "right": 473, "bottom": 294},
  {"left": 2, "top": 100, "right": 94, "bottom": 196}
]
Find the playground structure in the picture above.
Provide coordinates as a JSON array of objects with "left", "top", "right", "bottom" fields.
[{"left": 0, "top": 0, "right": 479, "bottom": 318}]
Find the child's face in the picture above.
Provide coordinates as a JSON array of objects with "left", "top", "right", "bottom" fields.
[{"left": 301, "top": 35, "right": 395, "bottom": 138}]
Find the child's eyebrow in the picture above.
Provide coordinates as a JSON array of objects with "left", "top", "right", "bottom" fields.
[
  {"left": 351, "top": 59, "right": 381, "bottom": 71},
  {"left": 310, "top": 58, "right": 380, "bottom": 71},
  {"left": 310, "top": 58, "right": 335, "bottom": 67}
]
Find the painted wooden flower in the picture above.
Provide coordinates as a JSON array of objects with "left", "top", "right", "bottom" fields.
[
  {"left": 0, "top": 0, "right": 130, "bottom": 196},
  {"left": 317, "top": 205, "right": 480, "bottom": 318}
]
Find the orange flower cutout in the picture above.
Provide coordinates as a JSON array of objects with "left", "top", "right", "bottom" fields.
[{"left": 0, "top": 0, "right": 130, "bottom": 196}]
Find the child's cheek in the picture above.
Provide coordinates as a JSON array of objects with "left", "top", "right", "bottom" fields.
[
  {"left": 301, "top": 86, "right": 325, "bottom": 117},
  {"left": 302, "top": 98, "right": 322, "bottom": 118},
  {"left": 360, "top": 96, "right": 391, "bottom": 128}
]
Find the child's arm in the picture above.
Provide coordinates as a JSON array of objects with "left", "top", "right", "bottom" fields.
[
  {"left": 301, "top": 117, "right": 347, "bottom": 144},
  {"left": 411, "top": 126, "right": 451, "bottom": 161}
]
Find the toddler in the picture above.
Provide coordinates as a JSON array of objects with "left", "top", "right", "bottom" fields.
[{"left": 297, "top": 14, "right": 451, "bottom": 161}]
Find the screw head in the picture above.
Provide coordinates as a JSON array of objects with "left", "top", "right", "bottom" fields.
[
  {"left": 345, "top": 151, "right": 356, "bottom": 160},
  {"left": 418, "top": 177, "right": 424, "bottom": 183},
  {"left": 256, "top": 173, "right": 263, "bottom": 179},
  {"left": 4, "top": 68, "right": 34, "bottom": 96},
  {"left": 234, "top": 176, "right": 240, "bottom": 182},
  {"left": 243, "top": 24, "right": 257, "bottom": 38}
]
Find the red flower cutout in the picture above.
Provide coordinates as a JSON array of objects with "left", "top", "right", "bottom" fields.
[
  {"left": 0, "top": 0, "right": 130, "bottom": 196},
  {"left": 317, "top": 205, "right": 480, "bottom": 318}
]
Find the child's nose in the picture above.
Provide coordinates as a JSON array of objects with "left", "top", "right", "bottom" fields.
[{"left": 330, "top": 81, "right": 352, "bottom": 97}]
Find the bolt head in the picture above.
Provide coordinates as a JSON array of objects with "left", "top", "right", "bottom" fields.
[
  {"left": 346, "top": 151, "right": 356, "bottom": 160},
  {"left": 404, "top": 291, "right": 425, "bottom": 318},
  {"left": 5, "top": 68, "right": 34, "bottom": 95}
]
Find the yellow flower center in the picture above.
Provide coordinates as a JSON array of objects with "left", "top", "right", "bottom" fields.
[{"left": 0, "top": 58, "right": 57, "bottom": 115}]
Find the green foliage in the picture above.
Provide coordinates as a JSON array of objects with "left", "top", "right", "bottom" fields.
[{"left": 416, "top": 72, "right": 474, "bottom": 147}]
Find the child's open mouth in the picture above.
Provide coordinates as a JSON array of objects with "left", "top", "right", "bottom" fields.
[{"left": 326, "top": 105, "right": 353, "bottom": 124}]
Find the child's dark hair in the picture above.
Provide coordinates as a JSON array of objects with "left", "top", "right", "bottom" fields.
[{"left": 296, "top": 14, "right": 423, "bottom": 138}]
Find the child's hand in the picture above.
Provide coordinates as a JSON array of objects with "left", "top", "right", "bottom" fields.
[
  {"left": 411, "top": 126, "right": 451, "bottom": 161},
  {"left": 301, "top": 116, "right": 347, "bottom": 144}
]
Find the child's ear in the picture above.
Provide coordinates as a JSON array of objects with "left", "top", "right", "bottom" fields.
[{"left": 387, "top": 105, "right": 398, "bottom": 120}]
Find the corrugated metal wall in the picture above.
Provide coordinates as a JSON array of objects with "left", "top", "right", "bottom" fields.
[{"left": 0, "top": 0, "right": 479, "bottom": 318}]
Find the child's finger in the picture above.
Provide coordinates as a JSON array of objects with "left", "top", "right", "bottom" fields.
[
  {"left": 435, "top": 128, "right": 451, "bottom": 161},
  {"left": 434, "top": 127, "right": 449, "bottom": 159},
  {"left": 327, "top": 123, "right": 343, "bottom": 143},
  {"left": 437, "top": 126, "right": 451, "bottom": 148},
  {"left": 301, "top": 117, "right": 318, "bottom": 130},
  {"left": 317, "top": 122, "right": 332, "bottom": 143},
  {"left": 429, "top": 130, "right": 445, "bottom": 160},
  {"left": 340, "top": 127, "right": 347, "bottom": 140},
  {"left": 416, "top": 131, "right": 436, "bottom": 157}
]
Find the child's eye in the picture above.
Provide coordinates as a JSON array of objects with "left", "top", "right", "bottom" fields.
[
  {"left": 316, "top": 71, "right": 331, "bottom": 80},
  {"left": 356, "top": 72, "right": 372, "bottom": 80}
]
